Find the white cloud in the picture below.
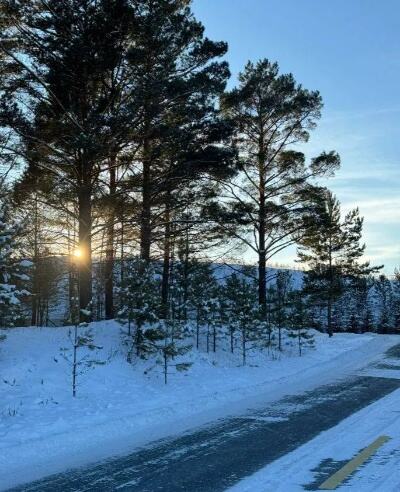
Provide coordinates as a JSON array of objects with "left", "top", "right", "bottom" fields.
[
  {"left": 364, "top": 244, "right": 400, "bottom": 264},
  {"left": 343, "top": 198, "right": 400, "bottom": 224}
]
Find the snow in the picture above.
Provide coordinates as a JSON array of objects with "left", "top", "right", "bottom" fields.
[
  {"left": 227, "top": 382, "right": 400, "bottom": 491},
  {"left": 0, "top": 321, "right": 397, "bottom": 490},
  {"left": 19, "top": 260, "right": 33, "bottom": 268}
]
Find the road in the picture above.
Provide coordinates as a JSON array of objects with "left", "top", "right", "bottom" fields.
[{"left": 8, "top": 344, "right": 400, "bottom": 492}]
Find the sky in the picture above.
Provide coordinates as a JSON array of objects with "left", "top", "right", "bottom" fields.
[{"left": 192, "top": 0, "right": 400, "bottom": 274}]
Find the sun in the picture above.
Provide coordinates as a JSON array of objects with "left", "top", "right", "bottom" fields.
[{"left": 73, "top": 248, "right": 83, "bottom": 258}]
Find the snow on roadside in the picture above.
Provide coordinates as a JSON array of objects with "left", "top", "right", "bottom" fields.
[
  {"left": 227, "top": 384, "right": 400, "bottom": 491},
  {"left": 0, "top": 321, "right": 396, "bottom": 490}
]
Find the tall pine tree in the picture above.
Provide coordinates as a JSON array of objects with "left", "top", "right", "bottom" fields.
[
  {"left": 298, "top": 189, "right": 380, "bottom": 337},
  {"left": 219, "top": 59, "right": 340, "bottom": 315}
]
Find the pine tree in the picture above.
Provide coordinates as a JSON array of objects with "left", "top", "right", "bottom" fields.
[
  {"left": 373, "top": 274, "right": 394, "bottom": 334},
  {"left": 12, "top": 175, "right": 62, "bottom": 326},
  {"left": 187, "top": 261, "right": 218, "bottom": 349},
  {"left": 144, "top": 319, "right": 192, "bottom": 385},
  {"left": 393, "top": 269, "right": 400, "bottom": 332},
  {"left": 0, "top": 0, "right": 135, "bottom": 318},
  {"left": 350, "top": 276, "right": 374, "bottom": 334},
  {"left": 337, "top": 289, "right": 357, "bottom": 333},
  {"left": 142, "top": 260, "right": 193, "bottom": 385},
  {"left": 224, "top": 273, "right": 259, "bottom": 365},
  {"left": 298, "top": 189, "right": 380, "bottom": 337},
  {"left": 125, "top": 0, "right": 230, "bottom": 264},
  {"left": 0, "top": 206, "right": 30, "bottom": 329},
  {"left": 202, "top": 293, "right": 223, "bottom": 354},
  {"left": 60, "top": 323, "right": 106, "bottom": 398},
  {"left": 271, "top": 270, "right": 292, "bottom": 351},
  {"left": 287, "top": 291, "right": 315, "bottom": 356},
  {"left": 60, "top": 271, "right": 106, "bottom": 398},
  {"left": 220, "top": 59, "right": 340, "bottom": 315},
  {"left": 362, "top": 307, "right": 374, "bottom": 334},
  {"left": 117, "top": 258, "right": 160, "bottom": 361}
]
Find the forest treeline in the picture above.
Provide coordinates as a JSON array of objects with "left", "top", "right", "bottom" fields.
[{"left": 0, "top": 0, "right": 398, "bottom": 353}]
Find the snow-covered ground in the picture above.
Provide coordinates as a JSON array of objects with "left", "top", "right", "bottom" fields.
[{"left": 0, "top": 321, "right": 397, "bottom": 490}]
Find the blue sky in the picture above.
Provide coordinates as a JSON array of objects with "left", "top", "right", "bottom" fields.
[{"left": 193, "top": 0, "right": 400, "bottom": 273}]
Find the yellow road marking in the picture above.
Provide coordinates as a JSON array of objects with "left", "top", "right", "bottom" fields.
[{"left": 319, "top": 435, "right": 391, "bottom": 490}]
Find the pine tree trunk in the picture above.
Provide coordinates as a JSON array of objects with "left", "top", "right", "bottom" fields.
[
  {"left": 258, "top": 250, "right": 266, "bottom": 312},
  {"left": 182, "top": 225, "right": 189, "bottom": 321},
  {"left": 120, "top": 216, "right": 125, "bottom": 285},
  {"left": 68, "top": 267, "right": 74, "bottom": 321},
  {"left": 31, "top": 293, "right": 38, "bottom": 326},
  {"left": 72, "top": 324, "right": 78, "bottom": 397},
  {"left": 327, "top": 294, "right": 333, "bottom": 337},
  {"left": 327, "top": 245, "right": 333, "bottom": 337},
  {"left": 196, "top": 311, "right": 200, "bottom": 349},
  {"left": 78, "top": 182, "right": 92, "bottom": 320},
  {"left": 164, "top": 351, "right": 168, "bottom": 385},
  {"left": 105, "top": 160, "right": 116, "bottom": 319},
  {"left": 278, "top": 326, "right": 282, "bottom": 351},
  {"left": 161, "top": 198, "right": 171, "bottom": 319},
  {"left": 119, "top": 214, "right": 125, "bottom": 311},
  {"left": 140, "top": 128, "right": 152, "bottom": 262},
  {"left": 31, "top": 195, "right": 39, "bottom": 326},
  {"left": 258, "top": 149, "right": 267, "bottom": 314},
  {"left": 242, "top": 326, "right": 246, "bottom": 366},
  {"left": 67, "top": 222, "right": 75, "bottom": 321},
  {"left": 213, "top": 324, "right": 216, "bottom": 352},
  {"left": 298, "top": 330, "right": 302, "bottom": 356},
  {"left": 136, "top": 325, "right": 142, "bottom": 357}
]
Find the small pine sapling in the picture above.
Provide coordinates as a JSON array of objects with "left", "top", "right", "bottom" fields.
[
  {"left": 187, "top": 262, "right": 217, "bottom": 350},
  {"left": 60, "top": 323, "right": 105, "bottom": 397},
  {"left": 61, "top": 265, "right": 105, "bottom": 397},
  {"left": 224, "top": 274, "right": 259, "bottom": 365},
  {"left": 272, "top": 270, "right": 292, "bottom": 351},
  {"left": 117, "top": 259, "right": 160, "bottom": 361},
  {"left": 144, "top": 319, "right": 192, "bottom": 385},
  {"left": 203, "top": 294, "right": 221, "bottom": 353},
  {"left": 288, "top": 292, "right": 315, "bottom": 356}
]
